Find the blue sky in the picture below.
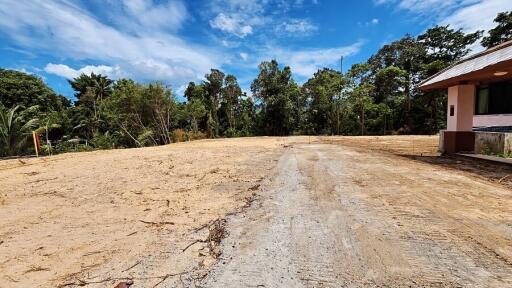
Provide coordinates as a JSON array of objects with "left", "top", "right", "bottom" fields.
[{"left": 0, "top": 0, "right": 509, "bottom": 100}]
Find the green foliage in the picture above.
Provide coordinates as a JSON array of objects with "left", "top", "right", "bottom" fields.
[
  {"left": 303, "top": 68, "right": 346, "bottom": 135},
  {"left": 482, "top": 11, "right": 512, "bottom": 48},
  {"left": 251, "top": 60, "right": 299, "bottom": 135},
  {"left": 0, "top": 105, "right": 39, "bottom": 156},
  {"left": 418, "top": 25, "right": 482, "bottom": 63},
  {"left": 0, "top": 69, "right": 70, "bottom": 111},
  {"left": 91, "top": 132, "right": 118, "bottom": 149},
  {"left": 498, "top": 150, "right": 512, "bottom": 159}
]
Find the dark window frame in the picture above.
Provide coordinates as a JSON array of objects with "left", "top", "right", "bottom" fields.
[{"left": 475, "top": 80, "right": 512, "bottom": 115}]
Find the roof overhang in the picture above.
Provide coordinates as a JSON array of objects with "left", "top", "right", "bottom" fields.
[{"left": 419, "top": 40, "right": 512, "bottom": 91}]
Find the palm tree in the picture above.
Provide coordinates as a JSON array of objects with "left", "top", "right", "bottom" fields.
[
  {"left": 35, "top": 111, "right": 61, "bottom": 155},
  {"left": 0, "top": 105, "right": 39, "bottom": 156}
]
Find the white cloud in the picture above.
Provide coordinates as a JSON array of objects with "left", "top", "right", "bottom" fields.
[
  {"left": 207, "top": 0, "right": 317, "bottom": 38},
  {"left": 440, "top": 0, "right": 510, "bottom": 33},
  {"left": 376, "top": 0, "right": 510, "bottom": 52},
  {"left": 209, "top": 13, "right": 253, "bottom": 38},
  {"left": 120, "top": 0, "right": 186, "bottom": 31},
  {"left": 0, "top": 0, "right": 218, "bottom": 85},
  {"left": 371, "top": 18, "right": 379, "bottom": 24},
  {"left": 277, "top": 19, "right": 318, "bottom": 34},
  {"left": 376, "top": 0, "right": 508, "bottom": 30},
  {"left": 240, "top": 52, "right": 249, "bottom": 60},
  {"left": 256, "top": 41, "right": 363, "bottom": 78},
  {"left": 375, "top": 0, "right": 466, "bottom": 14},
  {"left": 44, "top": 63, "right": 125, "bottom": 79}
]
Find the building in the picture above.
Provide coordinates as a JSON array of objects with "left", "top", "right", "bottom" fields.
[{"left": 419, "top": 40, "right": 512, "bottom": 154}]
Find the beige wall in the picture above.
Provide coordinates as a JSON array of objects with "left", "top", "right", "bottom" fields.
[
  {"left": 447, "top": 85, "right": 475, "bottom": 131},
  {"left": 474, "top": 115, "right": 512, "bottom": 127}
]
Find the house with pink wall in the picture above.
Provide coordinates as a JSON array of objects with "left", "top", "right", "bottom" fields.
[{"left": 419, "top": 40, "right": 512, "bottom": 154}]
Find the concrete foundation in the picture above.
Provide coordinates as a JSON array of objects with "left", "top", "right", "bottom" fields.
[
  {"left": 474, "top": 132, "right": 512, "bottom": 155},
  {"left": 439, "top": 130, "right": 475, "bottom": 153}
]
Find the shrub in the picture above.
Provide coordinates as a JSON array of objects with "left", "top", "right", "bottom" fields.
[
  {"left": 91, "top": 132, "right": 117, "bottom": 149},
  {"left": 171, "top": 128, "right": 186, "bottom": 143},
  {"left": 187, "top": 131, "right": 207, "bottom": 141}
]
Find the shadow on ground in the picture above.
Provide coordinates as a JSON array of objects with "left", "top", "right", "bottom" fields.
[{"left": 399, "top": 154, "right": 512, "bottom": 189}]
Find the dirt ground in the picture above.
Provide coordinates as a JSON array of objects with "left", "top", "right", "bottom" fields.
[
  {"left": 0, "top": 137, "right": 288, "bottom": 287},
  {"left": 1, "top": 136, "right": 512, "bottom": 287}
]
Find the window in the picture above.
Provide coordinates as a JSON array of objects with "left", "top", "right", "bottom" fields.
[
  {"left": 450, "top": 105, "right": 455, "bottom": 116},
  {"left": 475, "top": 80, "right": 512, "bottom": 115}
]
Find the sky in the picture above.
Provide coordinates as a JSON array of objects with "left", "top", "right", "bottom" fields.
[{"left": 0, "top": 0, "right": 510, "bottom": 100}]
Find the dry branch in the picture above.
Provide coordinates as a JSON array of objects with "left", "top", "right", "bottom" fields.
[
  {"left": 182, "top": 239, "right": 204, "bottom": 252},
  {"left": 121, "top": 261, "right": 141, "bottom": 272},
  {"left": 139, "top": 220, "right": 175, "bottom": 226}
]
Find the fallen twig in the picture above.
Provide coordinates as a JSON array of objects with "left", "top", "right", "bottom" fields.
[
  {"left": 139, "top": 220, "right": 175, "bottom": 226},
  {"left": 83, "top": 250, "right": 102, "bottom": 257},
  {"left": 193, "top": 218, "right": 218, "bottom": 233},
  {"left": 126, "top": 231, "right": 137, "bottom": 236},
  {"left": 182, "top": 239, "right": 204, "bottom": 252},
  {"left": 24, "top": 266, "right": 50, "bottom": 274},
  {"left": 122, "top": 261, "right": 141, "bottom": 272}
]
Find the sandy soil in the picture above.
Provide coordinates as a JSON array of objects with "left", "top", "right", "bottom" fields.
[
  {"left": 1, "top": 136, "right": 512, "bottom": 287},
  {"left": 0, "top": 137, "right": 289, "bottom": 287}
]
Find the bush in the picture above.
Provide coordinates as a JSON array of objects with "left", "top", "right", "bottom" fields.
[
  {"left": 91, "top": 132, "right": 117, "bottom": 149},
  {"left": 187, "top": 131, "right": 207, "bottom": 141},
  {"left": 224, "top": 127, "right": 237, "bottom": 138},
  {"left": 53, "top": 141, "right": 94, "bottom": 153},
  {"left": 171, "top": 128, "right": 186, "bottom": 143}
]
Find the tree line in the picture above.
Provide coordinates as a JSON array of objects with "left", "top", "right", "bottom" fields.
[{"left": 1, "top": 11, "right": 510, "bottom": 156}]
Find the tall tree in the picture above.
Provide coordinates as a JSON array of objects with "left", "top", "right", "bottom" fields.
[
  {"left": 251, "top": 60, "right": 296, "bottom": 135},
  {"left": 482, "top": 11, "right": 512, "bottom": 48},
  {"left": 303, "top": 68, "right": 345, "bottom": 134},
  {"left": 69, "top": 73, "right": 113, "bottom": 134},
  {"left": 204, "top": 69, "right": 225, "bottom": 137},
  {"left": 418, "top": 25, "right": 482, "bottom": 64},
  {"left": 69, "top": 73, "right": 113, "bottom": 105},
  {"left": 0, "top": 68, "right": 69, "bottom": 112},
  {"left": 222, "top": 75, "right": 242, "bottom": 132}
]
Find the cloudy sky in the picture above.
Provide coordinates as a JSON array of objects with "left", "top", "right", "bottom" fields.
[{"left": 0, "top": 0, "right": 509, "bottom": 99}]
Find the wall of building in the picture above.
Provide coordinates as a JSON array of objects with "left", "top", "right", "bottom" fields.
[
  {"left": 447, "top": 85, "right": 475, "bottom": 131},
  {"left": 473, "top": 115, "right": 512, "bottom": 127}
]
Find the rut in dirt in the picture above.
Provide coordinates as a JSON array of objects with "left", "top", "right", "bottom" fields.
[{"left": 200, "top": 144, "right": 512, "bottom": 288}]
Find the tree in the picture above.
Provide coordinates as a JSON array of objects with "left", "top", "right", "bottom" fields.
[
  {"left": 303, "top": 68, "right": 345, "bottom": 134},
  {"left": 235, "top": 97, "right": 256, "bottom": 136},
  {"left": 69, "top": 73, "right": 113, "bottom": 124},
  {"left": 482, "top": 11, "right": 512, "bottom": 48},
  {"left": 0, "top": 69, "right": 69, "bottom": 112},
  {"left": 251, "top": 60, "right": 296, "bottom": 135},
  {"left": 222, "top": 75, "right": 242, "bottom": 132},
  {"left": 100, "top": 80, "right": 176, "bottom": 147},
  {"left": 185, "top": 100, "right": 206, "bottom": 133},
  {"left": 418, "top": 25, "right": 482, "bottom": 64},
  {"left": 36, "top": 111, "right": 62, "bottom": 154},
  {"left": 0, "top": 105, "right": 39, "bottom": 156},
  {"left": 204, "top": 69, "right": 225, "bottom": 137},
  {"left": 348, "top": 83, "right": 374, "bottom": 136}
]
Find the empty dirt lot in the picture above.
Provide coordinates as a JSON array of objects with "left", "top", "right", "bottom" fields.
[{"left": 1, "top": 136, "right": 512, "bottom": 287}]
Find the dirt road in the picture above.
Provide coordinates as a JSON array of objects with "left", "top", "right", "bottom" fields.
[
  {"left": 202, "top": 142, "right": 512, "bottom": 287},
  {"left": 1, "top": 136, "right": 512, "bottom": 287}
]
